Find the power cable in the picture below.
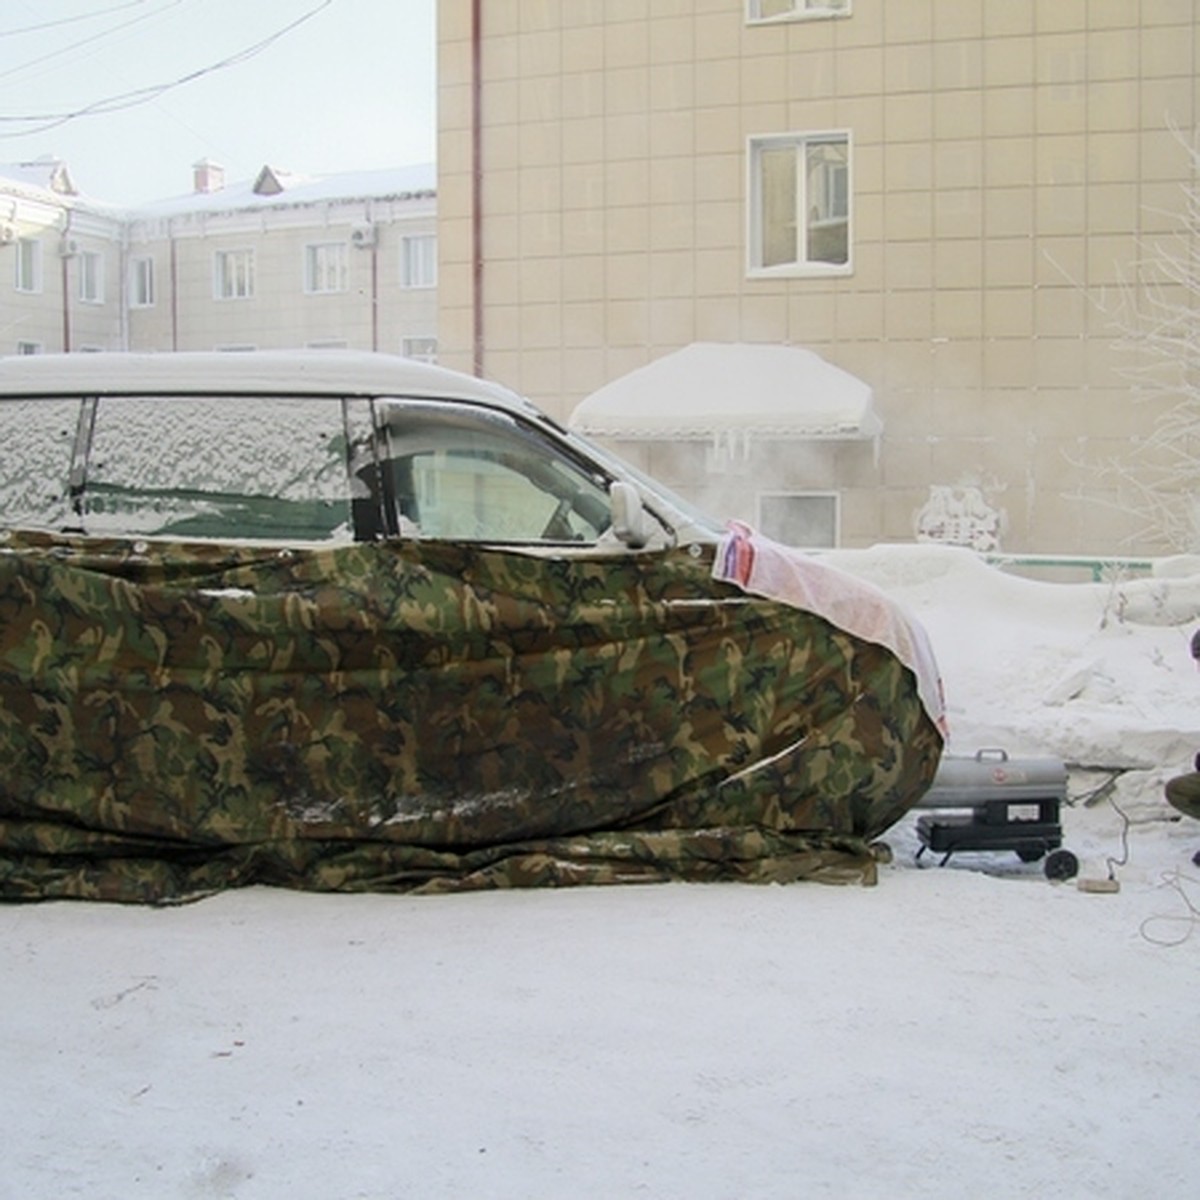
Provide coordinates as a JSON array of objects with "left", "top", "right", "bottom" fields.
[
  {"left": 0, "top": 1, "right": 184, "bottom": 86},
  {"left": 0, "top": 0, "right": 334, "bottom": 138},
  {"left": 0, "top": 1, "right": 151, "bottom": 39}
]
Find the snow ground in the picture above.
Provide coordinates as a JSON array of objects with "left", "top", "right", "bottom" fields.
[{"left": 3, "top": 545, "right": 1198, "bottom": 1200}]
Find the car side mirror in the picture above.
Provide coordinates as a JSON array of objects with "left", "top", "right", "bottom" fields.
[{"left": 610, "top": 481, "right": 649, "bottom": 549}]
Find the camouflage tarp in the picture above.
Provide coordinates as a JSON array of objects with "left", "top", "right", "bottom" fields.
[{"left": 0, "top": 531, "right": 943, "bottom": 903}]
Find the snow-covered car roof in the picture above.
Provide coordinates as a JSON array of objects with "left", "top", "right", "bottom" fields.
[{"left": 0, "top": 350, "right": 535, "bottom": 414}]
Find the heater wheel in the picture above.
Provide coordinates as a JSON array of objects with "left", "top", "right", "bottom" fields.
[{"left": 1044, "top": 849, "right": 1079, "bottom": 881}]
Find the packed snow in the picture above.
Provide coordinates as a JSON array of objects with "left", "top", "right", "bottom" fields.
[
  {"left": 569, "top": 342, "right": 882, "bottom": 441},
  {"left": 3, "top": 544, "right": 1198, "bottom": 1199}
]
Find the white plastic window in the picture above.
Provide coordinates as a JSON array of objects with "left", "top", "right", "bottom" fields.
[
  {"left": 748, "top": 0, "right": 849, "bottom": 23},
  {"left": 15, "top": 238, "right": 42, "bottom": 294},
  {"left": 401, "top": 235, "right": 437, "bottom": 288},
  {"left": 758, "top": 492, "right": 839, "bottom": 548},
  {"left": 749, "top": 133, "right": 851, "bottom": 276},
  {"left": 305, "top": 242, "right": 348, "bottom": 294},
  {"left": 130, "top": 256, "right": 155, "bottom": 307},
  {"left": 214, "top": 249, "right": 255, "bottom": 300},
  {"left": 79, "top": 251, "right": 104, "bottom": 304}
]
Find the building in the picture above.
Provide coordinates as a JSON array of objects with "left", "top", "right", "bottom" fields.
[
  {"left": 0, "top": 158, "right": 125, "bottom": 355},
  {"left": 436, "top": 0, "right": 1200, "bottom": 555},
  {"left": 1, "top": 158, "right": 438, "bottom": 360}
]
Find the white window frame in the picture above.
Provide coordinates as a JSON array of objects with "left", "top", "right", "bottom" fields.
[
  {"left": 748, "top": 131, "right": 852, "bottom": 278},
  {"left": 747, "top": 0, "right": 850, "bottom": 23},
  {"left": 402, "top": 336, "right": 439, "bottom": 363},
  {"left": 15, "top": 238, "right": 42, "bottom": 294},
  {"left": 78, "top": 250, "right": 105, "bottom": 304},
  {"left": 129, "top": 256, "right": 155, "bottom": 308},
  {"left": 401, "top": 234, "right": 437, "bottom": 289},
  {"left": 16, "top": 340, "right": 42, "bottom": 355},
  {"left": 214, "top": 249, "right": 255, "bottom": 300},
  {"left": 304, "top": 242, "right": 348, "bottom": 294},
  {"left": 757, "top": 491, "right": 841, "bottom": 549}
]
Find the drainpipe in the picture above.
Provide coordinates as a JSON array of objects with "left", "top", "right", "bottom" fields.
[
  {"left": 60, "top": 214, "right": 72, "bottom": 352},
  {"left": 371, "top": 235, "right": 380, "bottom": 352},
  {"left": 471, "top": 0, "right": 484, "bottom": 377},
  {"left": 169, "top": 222, "right": 179, "bottom": 350}
]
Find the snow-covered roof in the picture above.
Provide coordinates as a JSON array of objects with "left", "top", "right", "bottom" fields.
[
  {"left": 569, "top": 343, "right": 882, "bottom": 441},
  {"left": 0, "top": 158, "right": 78, "bottom": 197},
  {"left": 135, "top": 163, "right": 436, "bottom": 217}
]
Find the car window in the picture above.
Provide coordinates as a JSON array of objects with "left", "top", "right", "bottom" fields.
[
  {"left": 0, "top": 399, "right": 78, "bottom": 531},
  {"left": 78, "top": 395, "right": 354, "bottom": 541},
  {"left": 379, "top": 400, "right": 613, "bottom": 544}
]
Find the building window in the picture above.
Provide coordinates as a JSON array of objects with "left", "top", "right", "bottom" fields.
[
  {"left": 16, "top": 341, "right": 41, "bottom": 355},
  {"left": 304, "top": 242, "right": 348, "bottom": 294},
  {"left": 15, "top": 238, "right": 42, "bottom": 293},
  {"left": 747, "top": 0, "right": 849, "bottom": 22},
  {"left": 130, "top": 256, "right": 155, "bottom": 307},
  {"left": 214, "top": 249, "right": 255, "bottom": 300},
  {"left": 402, "top": 336, "right": 438, "bottom": 363},
  {"left": 748, "top": 132, "right": 851, "bottom": 276},
  {"left": 758, "top": 492, "right": 840, "bottom": 548},
  {"left": 79, "top": 251, "right": 104, "bottom": 304},
  {"left": 401, "top": 235, "right": 436, "bottom": 288}
]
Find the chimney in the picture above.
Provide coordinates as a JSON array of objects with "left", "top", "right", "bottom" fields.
[{"left": 192, "top": 158, "right": 225, "bottom": 194}]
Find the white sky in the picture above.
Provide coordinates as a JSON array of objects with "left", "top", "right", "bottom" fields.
[{"left": 0, "top": 0, "right": 437, "bottom": 206}]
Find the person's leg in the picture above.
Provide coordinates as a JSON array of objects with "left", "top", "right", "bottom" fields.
[{"left": 1165, "top": 771, "right": 1200, "bottom": 822}]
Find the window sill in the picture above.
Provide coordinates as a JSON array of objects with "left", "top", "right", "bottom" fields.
[
  {"left": 747, "top": 10, "right": 851, "bottom": 27},
  {"left": 747, "top": 262, "right": 853, "bottom": 281}
]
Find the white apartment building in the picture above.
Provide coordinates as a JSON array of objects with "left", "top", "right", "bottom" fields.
[
  {"left": 1, "top": 158, "right": 438, "bottom": 360},
  {"left": 436, "top": 0, "right": 1200, "bottom": 556}
]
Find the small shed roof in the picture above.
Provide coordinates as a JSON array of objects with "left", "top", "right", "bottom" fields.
[{"left": 569, "top": 342, "right": 882, "bottom": 442}]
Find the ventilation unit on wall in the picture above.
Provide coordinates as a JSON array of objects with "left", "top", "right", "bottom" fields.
[
  {"left": 350, "top": 224, "right": 377, "bottom": 248},
  {"left": 0, "top": 222, "right": 15, "bottom": 245},
  {"left": 58, "top": 237, "right": 80, "bottom": 258}
]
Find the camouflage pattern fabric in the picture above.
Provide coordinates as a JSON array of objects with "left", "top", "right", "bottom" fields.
[{"left": 0, "top": 531, "right": 943, "bottom": 903}]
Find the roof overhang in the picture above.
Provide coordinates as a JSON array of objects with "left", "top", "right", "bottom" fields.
[{"left": 569, "top": 342, "right": 882, "bottom": 443}]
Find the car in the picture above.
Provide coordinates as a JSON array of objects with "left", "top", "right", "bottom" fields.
[{"left": 0, "top": 350, "right": 944, "bottom": 903}]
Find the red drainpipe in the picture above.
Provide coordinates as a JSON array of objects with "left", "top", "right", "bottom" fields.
[
  {"left": 60, "top": 217, "right": 71, "bottom": 352},
  {"left": 471, "top": 0, "right": 484, "bottom": 378}
]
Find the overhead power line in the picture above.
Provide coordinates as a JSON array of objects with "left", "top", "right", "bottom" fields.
[
  {"left": 0, "top": 0, "right": 335, "bottom": 138},
  {"left": 0, "top": 1, "right": 184, "bottom": 86},
  {"left": 0, "top": 1, "right": 152, "bottom": 40}
]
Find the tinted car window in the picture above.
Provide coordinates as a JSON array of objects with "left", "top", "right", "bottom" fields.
[
  {"left": 380, "top": 400, "right": 613, "bottom": 544},
  {"left": 0, "top": 399, "right": 78, "bottom": 530},
  {"left": 80, "top": 395, "right": 354, "bottom": 541}
]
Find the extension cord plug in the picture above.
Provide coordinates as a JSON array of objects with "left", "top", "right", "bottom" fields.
[{"left": 1077, "top": 877, "right": 1121, "bottom": 893}]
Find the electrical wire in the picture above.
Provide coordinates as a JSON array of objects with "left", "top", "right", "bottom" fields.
[
  {"left": 0, "top": 1, "right": 151, "bottom": 40},
  {"left": 1104, "top": 789, "right": 1132, "bottom": 881},
  {"left": 0, "top": 0, "right": 334, "bottom": 138},
  {"left": 0, "top": 1, "right": 183, "bottom": 86},
  {"left": 1139, "top": 870, "right": 1200, "bottom": 947}
]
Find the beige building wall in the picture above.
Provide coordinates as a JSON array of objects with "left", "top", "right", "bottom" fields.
[
  {"left": 437, "top": 0, "right": 1200, "bottom": 555},
  {"left": 1, "top": 198, "right": 125, "bottom": 355},
  {"left": 127, "top": 195, "right": 438, "bottom": 355}
]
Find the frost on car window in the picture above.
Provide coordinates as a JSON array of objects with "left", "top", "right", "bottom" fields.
[
  {"left": 83, "top": 395, "right": 353, "bottom": 541},
  {"left": 0, "top": 399, "right": 77, "bottom": 530}
]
